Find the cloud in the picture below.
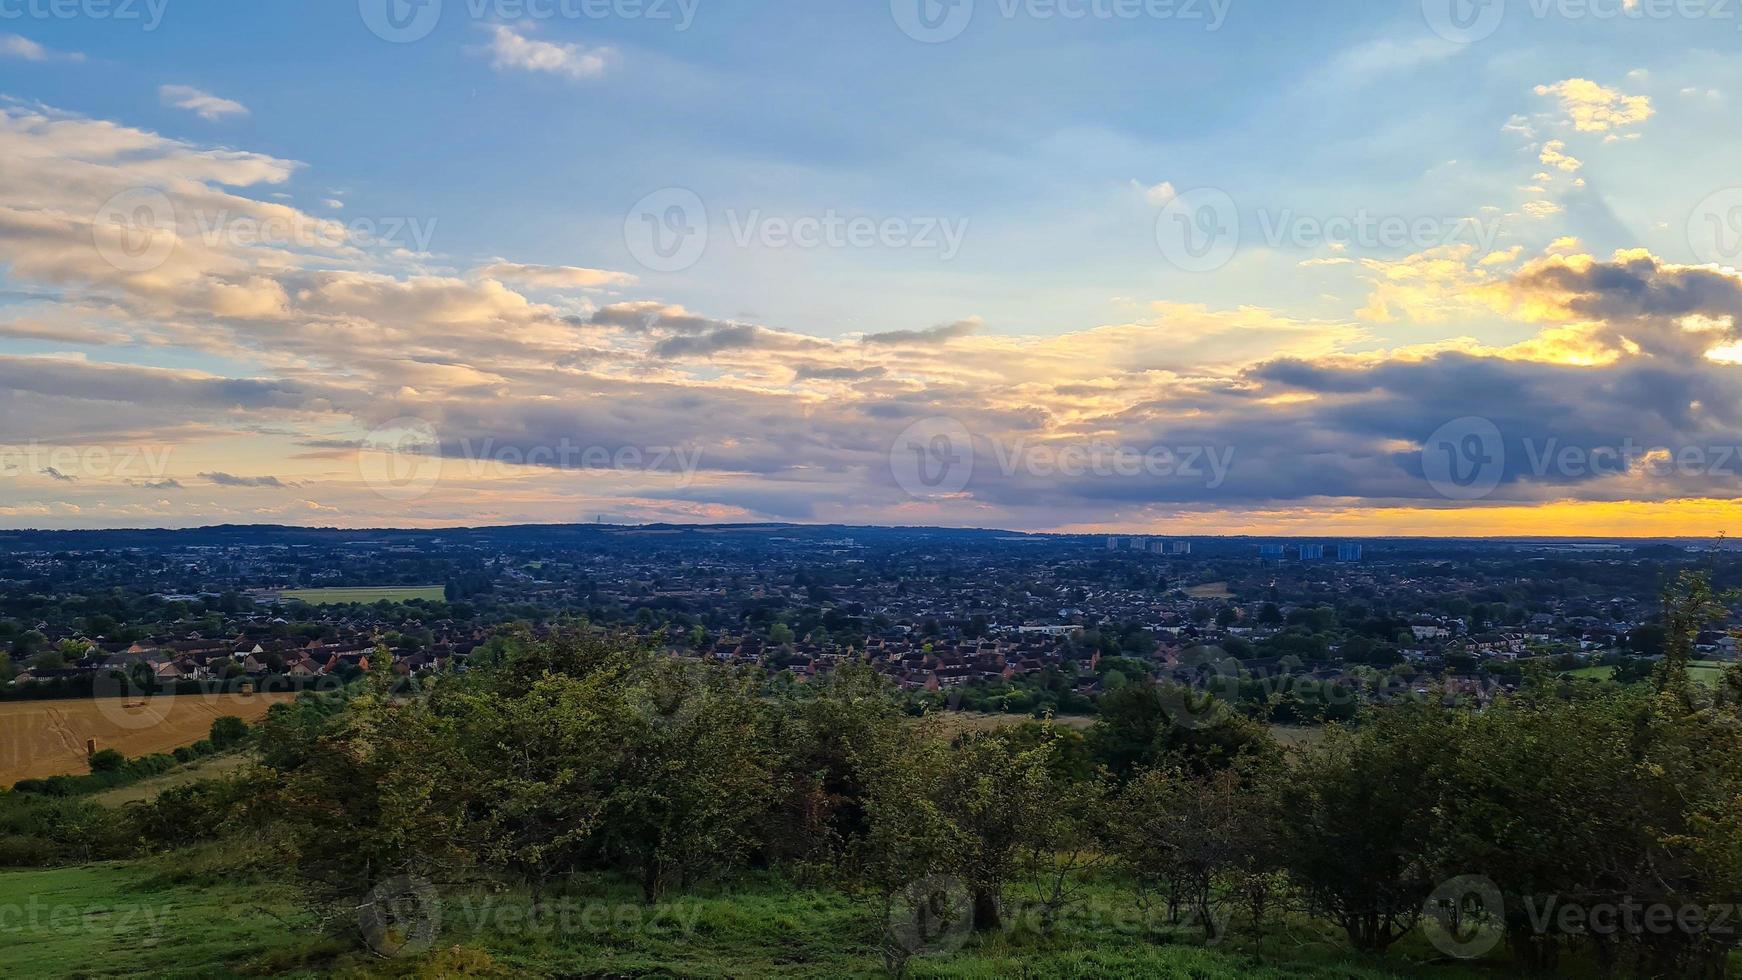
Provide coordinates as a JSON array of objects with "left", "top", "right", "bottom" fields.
[
  {"left": 0, "top": 34, "right": 83, "bottom": 63},
  {"left": 200, "top": 471, "right": 287, "bottom": 488},
  {"left": 794, "top": 364, "right": 886, "bottom": 381},
  {"left": 1133, "top": 180, "right": 1176, "bottom": 205},
  {"left": 1534, "top": 78, "right": 1652, "bottom": 133},
  {"left": 475, "top": 262, "right": 636, "bottom": 289},
  {"left": 653, "top": 324, "right": 822, "bottom": 358},
  {"left": 6, "top": 100, "right": 1742, "bottom": 531},
  {"left": 1538, "top": 139, "right": 1582, "bottom": 173},
  {"left": 1331, "top": 36, "right": 1460, "bottom": 82},
  {"left": 483, "top": 25, "right": 611, "bottom": 80},
  {"left": 159, "top": 85, "right": 250, "bottom": 121},
  {"left": 862, "top": 317, "right": 983, "bottom": 346},
  {"left": 40, "top": 467, "right": 75, "bottom": 482}
]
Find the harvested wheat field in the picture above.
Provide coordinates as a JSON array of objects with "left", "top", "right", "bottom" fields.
[{"left": 0, "top": 693, "right": 294, "bottom": 784}]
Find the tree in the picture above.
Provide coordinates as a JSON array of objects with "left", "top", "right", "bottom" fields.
[
  {"left": 595, "top": 660, "right": 778, "bottom": 902},
  {"left": 1278, "top": 704, "right": 1447, "bottom": 952},
  {"left": 1104, "top": 766, "right": 1281, "bottom": 942},
  {"left": 455, "top": 672, "right": 620, "bottom": 911},
  {"left": 862, "top": 725, "right": 1066, "bottom": 932},
  {"left": 766, "top": 662, "right": 904, "bottom": 868},
  {"left": 209, "top": 715, "right": 249, "bottom": 748},
  {"left": 88, "top": 748, "right": 125, "bottom": 773},
  {"left": 272, "top": 663, "right": 479, "bottom": 907},
  {"left": 1087, "top": 681, "right": 1276, "bottom": 781},
  {"left": 1654, "top": 569, "right": 1727, "bottom": 707}
]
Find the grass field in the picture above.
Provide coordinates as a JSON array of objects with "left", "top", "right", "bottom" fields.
[
  {"left": 88, "top": 752, "right": 256, "bottom": 807},
  {"left": 0, "top": 861, "right": 317, "bottom": 978},
  {"left": 280, "top": 585, "right": 444, "bottom": 605},
  {"left": 1564, "top": 660, "right": 1731, "bottom": 687},
  {"left": 0, "top": 859, "right": 1484, "bottom": 979},
  {"left": 1183, "top": 582, "right": 1234, "bottom": 598},
  {"left": 0, "top": 694, "right": 293, "bottom": 785}
]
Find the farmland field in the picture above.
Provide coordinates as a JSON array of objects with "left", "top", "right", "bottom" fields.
[
  {"left": 1183, "top": 581, "right": 1233, "bottom": 598},
  {"left": 1564, "top": 660, "right": 1731, "bottom": 687},
  {"left": 280, "top": 585, "right": 444, "bottom": 605},
  {"left": 0, "top": 693, "right": 293, "bottom": 785}
]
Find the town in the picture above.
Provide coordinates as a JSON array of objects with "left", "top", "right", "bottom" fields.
[{"left": 3, "top": 524, "right": 1729, "bottom": 721}]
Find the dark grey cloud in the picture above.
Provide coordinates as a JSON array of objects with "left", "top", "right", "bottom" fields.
[
  {"left": 590, "top": 302, "right": 722, "bottom": 334},
  {"left": 201, "top": 472, "right": 287, "bottom": 488},
  {"left": 862, "top": 318, "right": 980, "bottom": 346},
  {"left": 653, "top": 324, "right": 823, "bottom": 359},
  {"left": 39, "top": 466, "right": 74, "bottom": 482},
  {"left": 653, "top": 325, "right": 766, "bottom": 358},
  {"left": 793, "top": 364, "right": 886, "bottom": 381},
  {"left": 1513, "top": 252, "right": 1742, "bottom": 358}
]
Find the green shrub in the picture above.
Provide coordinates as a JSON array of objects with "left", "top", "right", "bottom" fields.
[
  {"left": 210, "top": 715, "right": 250, "bottom": 748},
  {"left": 88, "top": 748, "right": 125, "bottom": 773}
]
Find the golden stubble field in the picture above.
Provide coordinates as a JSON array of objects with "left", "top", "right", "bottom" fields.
[{"left": 0, "top": 693, "right": 295, "bottom": 784}]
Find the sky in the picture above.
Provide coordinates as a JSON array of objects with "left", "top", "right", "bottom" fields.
[{"left": 2, "top": 0, "right": 1742, "bottom": 534}]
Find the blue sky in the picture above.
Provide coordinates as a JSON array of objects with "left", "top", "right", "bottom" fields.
[
  {"left": 7, "top": 0, "right": 1723, "bottom": 332},
  {"left": 3, "top": 0, "right": 1742, "bottom": 532}
]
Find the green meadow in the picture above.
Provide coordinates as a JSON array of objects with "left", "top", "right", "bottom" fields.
[{"left": 279, "top": 586, "right": 445, "bottom": 606}]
